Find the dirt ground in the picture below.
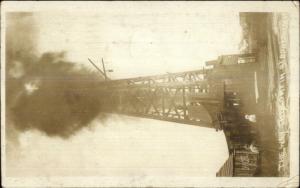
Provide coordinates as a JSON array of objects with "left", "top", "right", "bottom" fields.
[{"left": 248, "top": 13, "right": 290, "bottom": 177}]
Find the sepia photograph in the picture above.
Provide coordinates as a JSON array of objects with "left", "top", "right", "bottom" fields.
[{"left": 1, "top": 1, "right": 299, "bottom": 187}]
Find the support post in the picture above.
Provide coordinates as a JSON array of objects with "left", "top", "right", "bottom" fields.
[
  {"left": 102, "top": 58, "right": 107, "bottom": 81},
  {"left": 183, "top": 87, "right": 187, "bottom": 119}
]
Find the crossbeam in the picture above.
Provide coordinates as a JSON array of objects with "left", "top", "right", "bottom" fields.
[{"left": 98, "top": 68, "right": 224, "bottom": 130}]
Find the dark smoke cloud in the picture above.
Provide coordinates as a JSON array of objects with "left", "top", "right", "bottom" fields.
[
  {"left": 11, "top": 53, "right": 106, "bottom": 138},
  {"left": 6, "top": 12, "right": 39, "bottom": 146},
  {"left": 6, "top": 12, "right": 38, "bottom": 106},
  {"left": 6, "top": 13, "right": 106, "bottom": 139}
]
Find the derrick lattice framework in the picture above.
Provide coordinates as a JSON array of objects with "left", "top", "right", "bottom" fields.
[
  {"left": 91, "top": 52, "right": 260, "bottom": 177},
  {"left": 99, "top": 69, "right": 225, "bottom": 130}
]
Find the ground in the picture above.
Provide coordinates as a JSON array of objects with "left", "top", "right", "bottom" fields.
[{"left": 251, "top": 13, "right": 290, "bottom": 177}]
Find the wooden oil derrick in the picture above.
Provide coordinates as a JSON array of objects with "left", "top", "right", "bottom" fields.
[{"left": 88, "top": 53, "right": 259, "bottom": 177}]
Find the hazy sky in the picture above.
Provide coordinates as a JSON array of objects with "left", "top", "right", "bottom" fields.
[
  {"left": 7, "top": 115, "right": 228, "bottom": 177},
  {"left": 6, "top": 8, "right": 241, "bottom": 177},
  {"left": 35, "top": 11, "right": 241, "bottom": 78}
]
